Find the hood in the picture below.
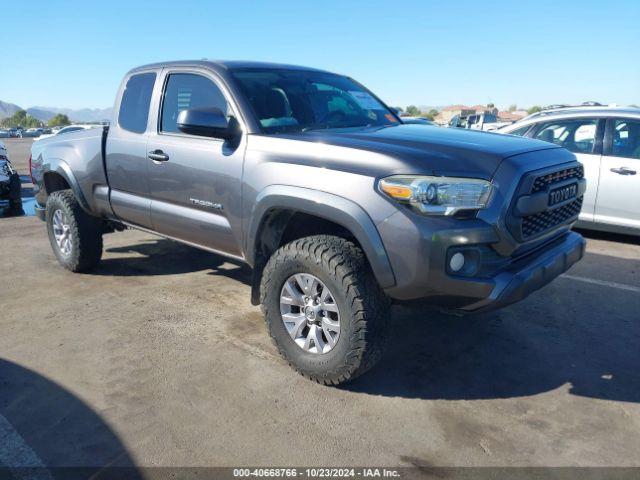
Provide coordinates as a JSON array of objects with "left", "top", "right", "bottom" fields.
[{"left": 274, "top": 124, "right": 561, "bottom": 180}]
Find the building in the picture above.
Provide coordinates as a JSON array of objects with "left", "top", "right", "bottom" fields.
[
  {"left": 497, "top": 110, "right": 527, "bottom": 122},
  {"left": 435, "top": 105, "right": 475, "bottom": 125},
  {"left": 434, "top": 104, "right": 501, "bottom": 125},
  {"left": 470, "top": 105, "right": 499, "bottom": 116}
]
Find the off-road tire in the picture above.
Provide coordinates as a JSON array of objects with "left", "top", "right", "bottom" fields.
[
  {"left": 46, "top": 190, "right": 103, "bottom": 272},
  {"left": 261, "top": 235, "right": 390, "bottom": 385}
]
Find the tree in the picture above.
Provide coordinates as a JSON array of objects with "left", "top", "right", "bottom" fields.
[
  {"left": 527, "top": 105, "right": 543, "bottom": 115},
  {"left": 421, "top": 109, "right": 440, "bottom": 121},
  {"left": 0, "top": 110, "right": 41, "bottom": 128},
  {"left": 48, "top": 114, "right": 71, "bottom": 127},
  {"left": 487, "top": 103, "right": 495, "bottom": 108},
  {"left": 508, "top": 104, "right": 517, "bottom": 112},
  {"left": 14, "top": 110, "right": 28, "bottom": 125},
  {"left": 405, "top": 105, "right": 421, "bottom": 116}
]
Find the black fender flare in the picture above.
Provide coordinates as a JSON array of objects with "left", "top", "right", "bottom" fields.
[{"left": 246, "top": 185, "right": 396, "bottom": 289}]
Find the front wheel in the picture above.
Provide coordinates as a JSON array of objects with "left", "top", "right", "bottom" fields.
[
  {"left": 260, "top": 235, "right": 390, "bottom": 385},
  {"left": 46, "top": 190, "right": 103, "bottom": 272}
]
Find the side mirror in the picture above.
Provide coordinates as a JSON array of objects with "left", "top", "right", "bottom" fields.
[{"left": 177, "top": 107, "right": 240, "bottom": 140}]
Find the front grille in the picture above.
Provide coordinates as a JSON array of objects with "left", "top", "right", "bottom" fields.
[
  {"left": 508, "top": 163, "right": 584, "bottom": 241},
  {"left": 532, "top": 165, "right": 584, "bottom": 193},
  {"left": 522, "top": 196, "right": 583, "bottom": 238}
]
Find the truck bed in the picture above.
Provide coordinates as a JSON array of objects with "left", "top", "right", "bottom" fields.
[{"left": 31, "top": 126, "right": 111, "bottom": 216}]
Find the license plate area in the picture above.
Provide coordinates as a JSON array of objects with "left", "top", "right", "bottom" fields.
[{"left": 548, "top": 182, "right": 578, "bottom": 207}]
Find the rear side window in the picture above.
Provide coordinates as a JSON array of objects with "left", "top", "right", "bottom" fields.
[
  {"left": 118, "top": 72, "right": 156, "bottom": 134},
  {"left": 533, "top": 119, "right": 597, "bottom": 154},
  {"left": 508, "top": 125, "right": 532, "bottom": 137},
  {"left": 59, "top": 126, "right": 83, "bottom": 134},
  {"left": 611, "top": 119, "right": 640, "bottom": 159},
  {"left": 160, "top": 73, "right": 229, "bottom": 133}
]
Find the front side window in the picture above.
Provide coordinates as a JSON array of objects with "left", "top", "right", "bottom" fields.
[
  {"left": 161, "top": 73, "right": 229, "bottom": 134},
  {"left": 611, "top": 119, "right": 640, "bottom": 159},
  {"left": 118, "top": 72, "right": 156, "bottom": 134},
  {"left": 533, "top": 119, "right": 597, "bottom": 154},
  {"left": 231, "top": 69, "right": 397, "bottom": 134}
]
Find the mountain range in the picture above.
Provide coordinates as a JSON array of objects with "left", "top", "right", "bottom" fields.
[
  {"left": 0, "top": 100, "right": 21, "bottom": 119},
  {"left": 0, "top": 100, "right": 112, "bottom": 123}
]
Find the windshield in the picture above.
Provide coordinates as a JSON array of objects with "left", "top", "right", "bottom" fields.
[{"left": 231, "top": 68, "right": 398, "bottom": 134}]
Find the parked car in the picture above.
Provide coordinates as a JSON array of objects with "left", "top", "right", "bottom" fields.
[
  {"left": 8, "top": 128, "right": 22, "bottom": 138},
  {"left": 498, "top": 106, "right": 640, "bottom": 235},
  {"left": 0, "top": 129, "right": 10, "bottom": 138},
  {"left": 449, "top": 112, "right": 511, "bottom": 131},
  {"left": 0, "top": 141, "right": 22, "bottom": 212},
  {"left": 30, "top": 60, "right": 585, "bottom": 384},
  {"left": 37, "top": 124, "right": 99, "bottom": 141},
  {"left": 22, "top": 128, "right": 43, "bottom": 138}
]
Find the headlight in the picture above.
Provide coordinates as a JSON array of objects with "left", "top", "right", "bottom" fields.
[{"left": 379, "top": 175, "right": 493, "bottom": 216}]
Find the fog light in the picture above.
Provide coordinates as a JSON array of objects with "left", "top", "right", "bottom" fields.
[{"left": 449, "top": 252, "right": 465, "bottom": 272}]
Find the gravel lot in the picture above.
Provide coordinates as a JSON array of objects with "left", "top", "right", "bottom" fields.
[{"left": 1, "top": 138, "right": 639, "bottom": 471}]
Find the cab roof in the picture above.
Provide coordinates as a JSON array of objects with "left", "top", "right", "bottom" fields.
[{"left": 129, "top": 60, "right": 332, "bottom": 75}]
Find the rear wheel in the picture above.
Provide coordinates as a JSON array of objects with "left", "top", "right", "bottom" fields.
[
  {"left": 46, "top": 190, "right": 103, "bottom": 272},
  {"left": 261, "top": 235, "right": 390, "bottom": 385}
]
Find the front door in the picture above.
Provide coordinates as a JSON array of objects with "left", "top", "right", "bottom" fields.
[
  {"left": 147, "top": 70, "right": 245, "bottom": 258},
  {"left": 594, "top": 118, "right": 640, "bottom": 229},
  {"left": 106, "top": 71, "right": 157, "bottom": 228}
]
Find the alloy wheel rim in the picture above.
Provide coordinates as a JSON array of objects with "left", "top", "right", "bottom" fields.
[
  {"left": 52, "top": 209, "right": 72, "bottom": 256},
  {"left": 280, "top": 273, "right": 341, "bottom": 354}
]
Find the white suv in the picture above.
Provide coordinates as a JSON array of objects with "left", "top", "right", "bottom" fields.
[{"left": 498, "top": 107, "right": 640, "bottom": 236}]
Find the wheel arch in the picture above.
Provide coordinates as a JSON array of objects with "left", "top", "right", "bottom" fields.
[
  {"left": 246, "top": 186, "right": 396, "bottom": 304},
  {"left": 41, "top": 160, "right": 91, "bottom": 213}
]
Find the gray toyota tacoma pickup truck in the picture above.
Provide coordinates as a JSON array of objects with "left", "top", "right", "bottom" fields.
[{"left": 31, "top": 61, "right": 586, "bottom": 385}]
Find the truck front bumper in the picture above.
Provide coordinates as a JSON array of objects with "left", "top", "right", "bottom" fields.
[
  {"left": 378, "top": 210, "right": 585, "bottom": 312},
  {"left": 458, "top": 231, "right": 585, "bottom": 313}
]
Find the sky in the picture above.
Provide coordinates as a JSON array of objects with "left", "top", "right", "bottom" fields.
[{"left": 1, "top": 0, "right": 638, "bottom": 111}]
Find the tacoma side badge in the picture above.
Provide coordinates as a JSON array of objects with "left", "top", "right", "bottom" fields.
[{"left": 190, "top": 198, "right": 223, "bottom": 210}]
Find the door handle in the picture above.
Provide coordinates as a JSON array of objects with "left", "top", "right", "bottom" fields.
[
  {"left": 148, "top": 150, "right": 169, "bottom": 162},
  {"left": 610, "top": 166, "right": 636, "bottom": 176}
]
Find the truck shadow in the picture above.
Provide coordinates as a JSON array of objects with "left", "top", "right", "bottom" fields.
[
  {"left": 0, "top": 358, "right": 142, "bottom": 479},
  {"left": 345, "top": 251, "right": 640, "bottom": 403},
  {"left": 95, "top": 239, "right": 252, "bottom": 282},
  {"left": 575, "top": 228, "right": 640, "bottom": 246}
]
